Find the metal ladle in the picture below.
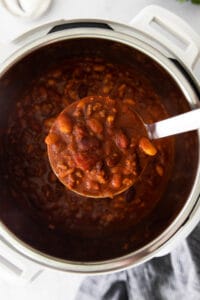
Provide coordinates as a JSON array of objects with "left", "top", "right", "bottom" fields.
[
  {"left": 146, "top": 108, "right": 200, "bottom": 140},
  {"left": 46, "top": 98, "right": 200, "bottom": 198}
]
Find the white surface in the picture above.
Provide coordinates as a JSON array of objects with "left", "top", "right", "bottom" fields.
[
  {"left": 1, "top": 0, "right": 200, "bottom": 42},
  {"left": 1, "top": 0, "right": 52, "bottom": 19},
  {"left": 0, "top": 0, "right": 200, "bottom": 300},
  {"left": 0, "top": 268, "right": 84, "bottom": 300}
]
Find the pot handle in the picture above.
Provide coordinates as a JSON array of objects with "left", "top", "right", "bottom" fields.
[
  {"left": 0, "top": 235, "right": 43, "bottom": 285},
  {"left": 130, "top": 5, "right": 200, "bottom": 70}
]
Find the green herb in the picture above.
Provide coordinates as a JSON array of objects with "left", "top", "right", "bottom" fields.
[
  {"left": 178, "top": 0, "right": 200, "bottom": 3},
  {"left": 191, "top": 0, "right": 200, "bottom": 3}
]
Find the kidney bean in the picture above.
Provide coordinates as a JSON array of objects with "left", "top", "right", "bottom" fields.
[
  {"left": 73, "top": 152, "right": 98, "bottom": 171},
  {"left": 114, "top": 130, "right": 129, "bottom": 149},
  {"left": 78, "top": 136, "right": 100, "bottom": 151}
]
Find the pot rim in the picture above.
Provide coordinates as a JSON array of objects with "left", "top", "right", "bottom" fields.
[{"left": 0, "top": 22, "right": 200, "bottom": 273}]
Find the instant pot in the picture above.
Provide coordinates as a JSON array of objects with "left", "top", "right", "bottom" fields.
[{"left": 0, "top": 5, "right": 200, "bottom": 283}]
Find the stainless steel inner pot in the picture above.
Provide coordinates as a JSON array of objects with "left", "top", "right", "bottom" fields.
[{"left": 0, "top": 19, "right": 200, "bottom": 274}]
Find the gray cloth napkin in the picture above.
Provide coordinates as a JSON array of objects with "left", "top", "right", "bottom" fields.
[{"left": 75, "top": 223, "right": 200, "bottom": 300}]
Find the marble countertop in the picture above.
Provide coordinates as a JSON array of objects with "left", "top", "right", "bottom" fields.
[{"left": 0, "top": 0, "right": 200, "bottom": 299}]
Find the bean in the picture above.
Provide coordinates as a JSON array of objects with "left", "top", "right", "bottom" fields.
[
  {"left": 123, "top": 178, "right": 132, "bottom": 186},
  {"left": 156, "top": 164, "right": 164, "bottom": 176},
  {"left": 77, "top": 99, "right": 87, "bottom": 109},
  {"left": 57, "top": 114, "right": 73, "bottom": 134},
  {"left": 57, "top": 163, "right": 67, "bottom": 170},
  {"left": 62, "top": 97, "right": 70, "bottom": 106},
  {"left": 78, "top": 136, "right": 100, "bottom": 151},
  {"left": 73, "top": 108, "right": 82, "bottom": 117},
  {"left": 99, "top": 110, "right": 106, "bottom": 118},
  {"left": 91, "top": 182, "right": 100, "bottom": 191},
  {"left": 96, "top": 174, "right": 106, "bottom": 184},
  {"left": 139, "top": 137, "right": 157, "bottom": 156},
  {"left": 106, "top": 152, "right": 120, "bottom": 167},
  {"left": 102, "top": 84, "right": 112, "bottom": 94},
  {"left": 93, "top": 65, "right": 105, "bottom": 72},
  {"left": 115, "top": 130, "right": 129, "bottom": 149},
  {"left": 86, "top": 104, "right": 93, "bottom": 117},
  {"left": 87, "top": 118, "right": 103, "bottom": 134},
  {"left": 106, "top": 115, "right": 115, "bottom": 126},
  {"left": 27, "top": 144, "right": 34, "bottom": 154},
  {"left": 96, "top": 160, "right": 105, "bottom": 171},
  {"left": 47, "top": 79, "right": 56, "bottom": 87},
  {"left": 41, "top": 103, "right": 53, "bottom": 116},
  {"left": 104, "top": 142, "right": 112, "bottom": 156},
  {"left": 118, "top": 84, "right": 126, "bottom": 98},
  {"left": 38, "top": 86, "right": 47, "bottom": 100},
  {"left": 92, "top": 102, "right": 102, "bottom": 112},
  {"left": 74, "top": 125, "right": 87, "bottom": 140},
  {"left": 130, "top": 137, "right": 137, "bottom": 148},
  {"left": 73, "top": 152, "right": 98, "bottom": 170},
  {"left": 48, "top": 224, "right": 55, "bottom": 230},
  {"left": 76, "top": 170, "right": 83, "bottom": 178},
  {"left": 58, "top": 169, "right": 69, "bottom": 178},
  {"left": 85, "top": 180, "right": 99, "bottom": 191},
  {"left": 111, "top": 166, "right": 122, "bottom": 174},
  {"left": 44, "top": 117, "right": 56, "bottom": 130},
  {"left": 66, "top": 173, "right": 76, "bottom": 188},
  {"left": 68, "top": 89, "right": 78, "bottom": 100},
  {"left": 123, "top": 98, "right": 136, "bottom": 106},
  {"left": 45, "top": 133, "right": 58, "bottom": 145},
  {"left": 111, "top": 174, "right": 122, "bottom": 189},
  {"left": 52, "top": 69, "right": 62, "bottom": 78}
]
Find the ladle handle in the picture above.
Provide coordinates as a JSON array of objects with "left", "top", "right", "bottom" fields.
[{"left": 148, "top": 108, "right": 200, "bottom": 139}]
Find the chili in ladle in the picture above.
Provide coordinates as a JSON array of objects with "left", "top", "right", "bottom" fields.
[{"left": 45, "top": 95, "right": 200, "bottom": 198}]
